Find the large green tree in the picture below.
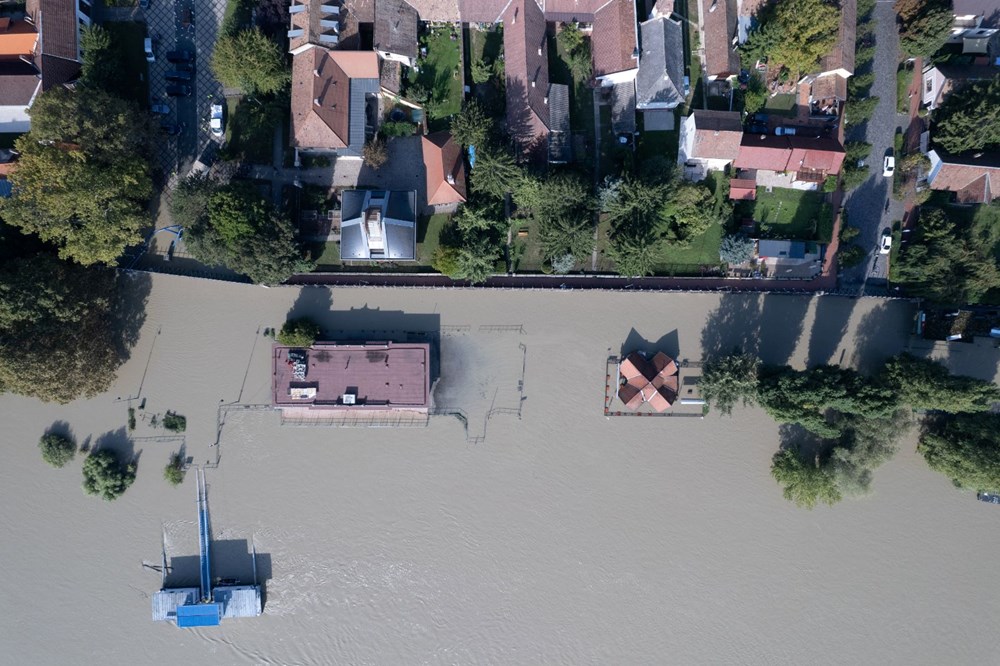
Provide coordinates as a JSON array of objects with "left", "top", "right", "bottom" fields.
[
  {"left": 660, "top": 181, "right": 728, "bottom": 244},
  {"left": 0, "top": 88, "right": 151, "bottom": 265},
  {"left": 932, "top": 78, "right": 1000, "bottom": 155},
  {"left": 470, "top": 147, "right": 522, "bottom": 200},
  {"left": 82, "top": 450, "right": 136, "bottom": 501},
  {"left": 919, "top": 413, "right": 1000, "bottom": 490},
  {"left": 881, "top": 354, "right": 1000, "bottom": 413},
  {"left": 701, "top": 352, "right": 761, "bottom": 416},
  {"left": 449, "top": 100, "right": 492, "bottom": 148},
  {"left": 211, "top": 28, "right": 290, "bottom": 95},
  {"left": 605, "top": 177, "right": 670, "bottom": 276},
  {"left": 184, "top": 183, "right": 310, "bottom": 284},
  {"left": 771, "top": 448, "right": 843, "bottom": 509},
  {"left": 0, "top": 255, "right": 126, "bottom": 403},
  {"left": 516, "top": 174, "right": 595, "bottom": 262},
  {"left": 758, "top": 365, "right": 899, "bottom": 438},
  {"left": 828, "top": 411, "right": 910, "bottom": 497},
  {"left": 742, "top": 0, "right": 839, "bottom": 80},
  {"left": 894, "top": 207, "right": 1000, "bottom": 303},
  {"left": 895, "top": 0, "right": 952, "bottom": 57}
]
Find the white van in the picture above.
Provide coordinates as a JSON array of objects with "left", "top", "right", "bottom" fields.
[{"left": 144, "top": 37, "right": 155, "bottom": 62}]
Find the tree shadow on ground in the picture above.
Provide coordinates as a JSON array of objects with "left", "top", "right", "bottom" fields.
[
  {"left": 807, "top": 296, "right": 857, "bottom": 367},
  {"left": 620, "top": 328, "right": 680, "bottom": 360}
]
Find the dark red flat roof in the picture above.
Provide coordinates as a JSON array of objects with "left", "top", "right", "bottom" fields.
[{"left": 272, "top": 342, "right": 430, "bottom": 410}]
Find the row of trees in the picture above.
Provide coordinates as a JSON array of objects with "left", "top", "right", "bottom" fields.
[
  {"left": 700, "top": 351, "right": 1000, "bottom": 508},
  {"left": 172, "top": 176, "right": 313, "bottom": 284},
  {"left": 931, "top": 78, "right": 1000, "bottom": 155},
  {"left": 893, "top": 207, "right": 1000, "bottom": 304},
  {"left": 740, "top": 0, "right": 839, "bottom": 82},
  {"left": 895, "top": 0, "right": 952, "bottom": 58}
]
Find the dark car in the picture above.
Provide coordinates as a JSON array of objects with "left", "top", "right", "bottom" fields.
[
  {"left": 747, "top": 123, "right": 768, "bottom": 134},
  {"left": 165, "top": 84, "right": 192, "bottom": 97},
  {"left": 978, "top": 492, "right": 1000, "bottom": 504},
  {"left": 160, "top": 122, "right": 183, "bottom": 136},
  {"left": 166, "top": 49, "right": 194, "bottom": 63},
  {"left": 171, "top": 62, "right": 194, "bottom": 72},
  {"left": 165, "top": 70, "right": 193, "bottom": 82}
]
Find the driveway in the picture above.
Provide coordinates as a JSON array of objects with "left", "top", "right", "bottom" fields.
[{"left": 840, "top": 0, "right": 906, "bottom": 294}]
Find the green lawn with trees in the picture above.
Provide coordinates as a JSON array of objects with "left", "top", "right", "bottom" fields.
[
  {"left": 408, "top": 26, "right": 463, "bottom": 130},
  {"left": 748, "top": 188, "right": 830, "bottom": 240}
]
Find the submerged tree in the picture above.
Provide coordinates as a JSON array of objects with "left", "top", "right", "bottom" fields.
[
  {"left": 39, "top": 433, "right": 76, "bottom": 468},
  {"left": 919, "top": 413, "right": 1000, "bottom": 490},
  {"left": 278, "top": 317, "right": 322, "bottom": 347},
  {"left": 82, "top": 450, "right": 136, "bottom": 501},
  {"left": 0, "top": 255, "right": 126, "bottom": 403},
  {"left": 771, "top": 448, "right": 842, "bottom": 509},
  {"left": 700, "top": 352, "right": 761, "bottom": 416},
  {"left": 881, "top": 354, "right": 1000, "bottom": 413}
]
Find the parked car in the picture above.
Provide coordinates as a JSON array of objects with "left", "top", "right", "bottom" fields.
[
  {"left": 165, "top": 84, "right": 192, "bottom": 97},
  {"left": 171, "top": 62, "right": 194, "bottom": 72},
  {"left": 160, "top": 122, "right": 183, "bottom": 136},
  {"left": 774, "top": 126, "right": 797, "bottom": 136},
  {"left": 151, "top": 103, "right": 170, "bottom": 114},
  {"left": 879, "top": 231, "right": 892, "bottom": 255},
  {"left": 748, "top": 123, "right": 768, "bottom": 134},
  {"left": 166, "top": 49, "right": 194, "bottom": 63},
  {"left": 978, "top": 491, "right": 1000, "bottom": 504},
  {"left": 883, "top": 155, "right": 895, "bottom": 177},
  {"left": 165, "top": 70, "right": 193, "bottom": 82},
  {"left": 210, "top": 103, "right": 224, "bottom": 137},
  {"left": 144, "top": 37, "right": 155, "bottom": 62}
]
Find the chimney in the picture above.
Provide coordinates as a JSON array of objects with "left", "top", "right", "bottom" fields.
[
  {"left": 314, "top": 98, "right": 321, "bottom": 106},
  {"left": 313, "top": 69, "right": 320, "bottom": 77},
  {"left": 446, "top": 173, "right": 455, "bottom": 185},
  {"left": 544, "top": 96, "right": 548, "bottom": 104},
  {"left": 531, "top": 80, "right": 536, "bottom": 88},
  {"left": 538, "top": 48, "right": 542, "bottom": 56}
]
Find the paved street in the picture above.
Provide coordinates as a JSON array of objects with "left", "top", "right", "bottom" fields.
[
  {"left": 141, "top": 0, "right": 226, "bottom": 176},
  {"left": 841, "top": 0, "right": 906, "bottom": 293}
]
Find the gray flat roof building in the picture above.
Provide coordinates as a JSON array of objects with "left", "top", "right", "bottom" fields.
[{"left": 340, "top": 190, "right": 417, "bottom": 261}]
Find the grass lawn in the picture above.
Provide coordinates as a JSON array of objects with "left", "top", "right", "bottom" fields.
[
  {"left": 683, "top": 0, "right": 702, "bottom": 112},
  {"left": 637, "top": 118, "right": 679, "bottom": 164},
  {"left": 653, "top": 223, "right": 724, "bottom": 273},
  {"left": 410, "top": 26, "right": 463, "bottom": 132},
  {"left": 896, "top": 64, "right": 914, "bottom": 113},
  {"left": 550, "top": 26, "right": 596, "bottom": 158},
  {"left": 593, "top": 214, "right": 615, "bottom": 272},
  {"left": 416, "top": 213, "right": 450, "bottom": 266},
  {"left": 753, "top": 187, "right": 829, "bottom": 240},
  {"left": 104, "top": 22, "right": 149, "bottom": 106},
  {"left": 222, "top": 97, "right": 282, "bottom": 164},
  {"left": 221, "top": 0, "right": 254, "bottom": 35},
  {"left": 764, "top": 93, "right": 797, "bottom": 116}
]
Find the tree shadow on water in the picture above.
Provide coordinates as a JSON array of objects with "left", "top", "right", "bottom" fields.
[
  {"left": 778, "top": 423, "right": 835, "bottom": 465},
  {"left": 620, "top": 328, "right": 680, "bottom": 360},
  {"left": 700, "top": 293, "right": 765, "bottom": 360},
  {"left": 806, "top": 296, "right": 856, "bottom": 367},
  {"left": 112, "top": 271, "right": 153, "bottom": 363},
  {"left": 757, "top": 294, "right": 811, "bottom": 366},
  {"left": 92, "top": 427, "right": 140, "bottom": 467}
]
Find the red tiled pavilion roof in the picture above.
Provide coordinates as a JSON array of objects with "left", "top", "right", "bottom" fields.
[{"left": 617, "top": 351, "right": 679, "bottom": 412}]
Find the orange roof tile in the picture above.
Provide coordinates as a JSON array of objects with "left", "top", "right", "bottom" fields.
[
  {"left": 0, "top": 20, "right": 38, "bottom": 57},
  {"left": 421, "top": 132, "right": 467, "bottom": 206}
]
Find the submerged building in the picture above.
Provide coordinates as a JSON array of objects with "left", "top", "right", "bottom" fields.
[
  {"left": 272, "top": 341, "right": 431, "bottom": 420},
  {"left": 152, "top": 469, "right": 262, "bottom": 628}
]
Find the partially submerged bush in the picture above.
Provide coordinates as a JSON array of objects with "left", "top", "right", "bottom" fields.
[
  {"left": 277, "top": 317, "right": 321, "bottom": 347},
  {"left": 162, "top": 411, "right": 187, "bottom": 433},
  {"left": 164, "top": 453, "right": 185, "bottom": 486}
]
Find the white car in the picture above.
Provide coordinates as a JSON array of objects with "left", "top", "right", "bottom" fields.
[
  {"left": 210, "top": 104, "right": 224, "bottom": 137},
  {"left": 883, "top": 155, "right": 895, "bottom": 177},
  {"left": 879, "top": 232, "right": 892, "bottom": 255}
]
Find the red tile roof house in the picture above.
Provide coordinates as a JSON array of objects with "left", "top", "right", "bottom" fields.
[
  {"left": 0, "top": 18, "right": 41, "bottom": 133},
  {"left": 26, "top": 0, "right": 88, "bottom": 91},
  {"left": 289, "top": 46, "right": 381, "bottom": 158},
  {"left": 421, "top": 130, "right": 467, "bottom": 209},
  {"left": 677, "top": 110, "right": 743, "bottom": 180},
  {"left": 799, "top": 0, "right": 856, "bottom": 106},
  {"left": 272, "top": 342, "right": 431, "bottom": 423},
  {"left": 734, "top": 134, "right": 846, "bottom": 187},
  {"left": 697, "top": 0, "right": 740, "bottom": 80},
  {"left": 927, "top": 149, "right": 1000, "bottom": 203}
]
